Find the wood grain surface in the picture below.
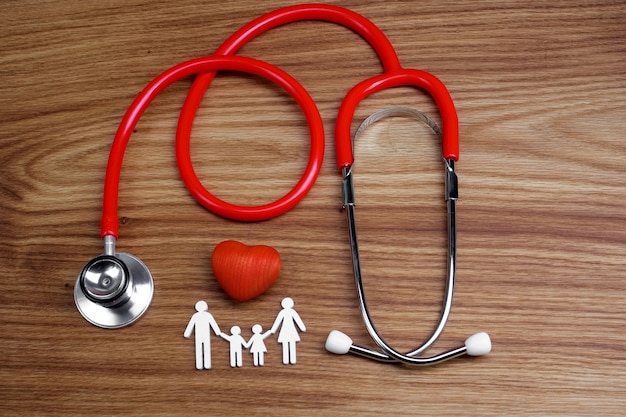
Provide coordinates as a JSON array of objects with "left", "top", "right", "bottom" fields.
[{"left": 1, "top": 1, "right": 625, "bottom": 415}]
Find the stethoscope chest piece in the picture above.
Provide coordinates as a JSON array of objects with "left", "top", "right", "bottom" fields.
[{"left": 74, "top": 252, "right": 154, "bottom": 329}]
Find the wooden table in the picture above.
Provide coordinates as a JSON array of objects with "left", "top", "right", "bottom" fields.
[{"left": 2, "top": 1, "right": 625, "bottom": 415}]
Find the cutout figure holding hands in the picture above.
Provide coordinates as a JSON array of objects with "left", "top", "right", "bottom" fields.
[
  {"left": 248, "top": 324, "right": 272, "bottom": 367},
  {"left": 270, "top": 297, "right": 306, "bottom": 365},
  {"left": 184, "top": 300, "right": 222, "bottom": 370},
  {"left": 221, "top": 326, "right": 250, "bottom": 368}
]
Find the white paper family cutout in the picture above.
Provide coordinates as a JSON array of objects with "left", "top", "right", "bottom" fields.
[
  {"left": 183, "top": 300, "right": 220, "bottom": 370},
  {"left": 184, "top": 297, "right": 306, "bottom": 369}
]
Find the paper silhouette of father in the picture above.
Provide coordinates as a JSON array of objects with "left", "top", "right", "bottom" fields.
[{"left": 184, "top": 300, "right": 221, "bottom": 370}]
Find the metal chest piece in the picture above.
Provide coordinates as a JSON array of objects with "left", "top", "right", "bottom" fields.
[{"left": 74, "top": 237, "right": 153, "bottom": 329}]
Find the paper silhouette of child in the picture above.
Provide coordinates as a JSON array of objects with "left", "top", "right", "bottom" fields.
[
  {"left": 220, "top": 326, "right": 250, "bottom": 368},
  {"left": 248, "top": 324, "right": 272, "bottom": 367}
]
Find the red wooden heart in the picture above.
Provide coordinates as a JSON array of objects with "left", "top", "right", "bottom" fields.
[{"left": 211, "top": 240, "right": 281, "bottom": 301}]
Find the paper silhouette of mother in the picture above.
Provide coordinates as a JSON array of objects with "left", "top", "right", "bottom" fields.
[{"left": 270, "top": 297, "right": 306, "bottom": 365}]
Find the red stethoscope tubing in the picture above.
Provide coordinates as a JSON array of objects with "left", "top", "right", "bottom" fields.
[
  {"left": 174, "top": 3, "right": 403, "bottom": 221},
  {"left": 180, "top": 3, "right": 401, "bottom": 110},
  {"left": 100, "top": 4, "right": 460, "bottom": 239},
  {"left": 101, "top": 56, "right": 323, "bottom": 238},
  {"left": 335, "top": 70, "right": 459, "bottom": 170},
  {"left": 178, "top": 2, "right": 458, "bottom": 172}
]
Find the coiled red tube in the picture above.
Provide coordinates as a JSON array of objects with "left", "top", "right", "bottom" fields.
[
  {"left": 101, "top": 56, "right": 323, "bottom": 237},
  {"left": 174, "top": 3, "right": 403, "bottom": 222},
  {"left": 177, "top": 3, "right": 458, "bottom": 174},
  {"left": 100, "top": 4, "right": 459, "bottom": 238}
]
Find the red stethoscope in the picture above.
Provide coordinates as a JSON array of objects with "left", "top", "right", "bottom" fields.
[{"left": 74, "top": 3, "right": 490, "bottom": 366}]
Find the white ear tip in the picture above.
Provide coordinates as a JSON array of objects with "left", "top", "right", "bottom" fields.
[
  {"left": 325, "top": 330, "right": 353, "bottom": 355},
  {"left": 465, "top": 332, "right": 491, "bottom": 356}
]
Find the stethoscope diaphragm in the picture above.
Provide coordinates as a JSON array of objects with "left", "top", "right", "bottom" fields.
[{"left": 74, "top": 252, "right": 153, "bottom": 329}]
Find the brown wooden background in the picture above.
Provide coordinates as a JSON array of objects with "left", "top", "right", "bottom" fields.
[{"left": 1, "top": 1, "right": 625, "bottom": 415}]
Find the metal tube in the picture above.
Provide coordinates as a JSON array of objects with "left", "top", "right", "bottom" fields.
[
  {"left": 103, "top": 235, "right": 116, "bottom": 256},
  {"left": 341, "top": 159, "right": 463, "bottom": 365},
  {"left": 405, "top": 160, "right": 457, "bottom": 357},
  {"left": 337, "top": 107, "right": 469, "bottom": 366},
  {"left": 349, "top": 343, "right": 467, "bottom": 365}
]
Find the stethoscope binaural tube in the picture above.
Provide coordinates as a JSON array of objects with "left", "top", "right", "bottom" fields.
[
  {"left": 334, "top": 69, "right": 460, "bottom": 169},
  {"left": 326, "top": 106, "right": 491, "bottom": 365}
]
